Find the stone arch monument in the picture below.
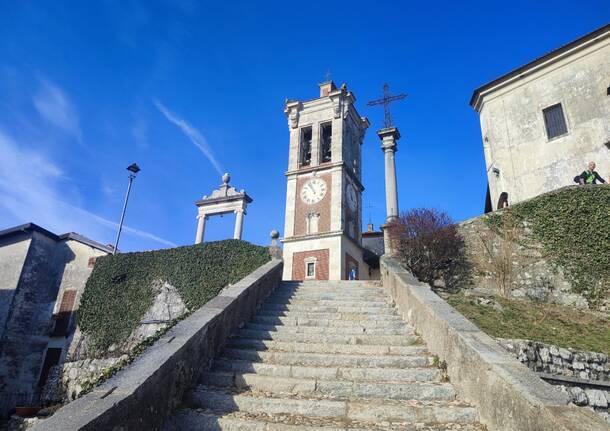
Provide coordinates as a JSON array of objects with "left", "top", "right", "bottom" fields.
[{"left": 194, "top": 173, "right": 253, "bottom": 243}]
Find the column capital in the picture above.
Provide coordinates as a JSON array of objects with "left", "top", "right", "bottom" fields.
[
  {"left": 377, "top": 127, "right": 401, "bottom": 141},
  {"left": 377, "top": 127, "right": 400, "bottom": 152}
]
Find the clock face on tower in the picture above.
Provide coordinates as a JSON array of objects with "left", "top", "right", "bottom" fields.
[
  {"left": 300, "top": 178, "right": 327, "bottom": 204},
  {"left": 346, "top": 183, "right": 357, "bottom": 211}
]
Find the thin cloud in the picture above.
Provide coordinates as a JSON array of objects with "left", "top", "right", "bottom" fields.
[
  {"left": 0, "top": 129, "right": 175, "bottom": 248},
  {"left": 68, "top": 204, "right": 177, "bottom": 248},
  {"left": 153, "top": 99, "right": 224, "bottom": 175},
  {"left": 32, "top": 80, "right": 82, "bottom": 141},
  {"left": 131, "top": 114, "right": 149, "bottom": 149}
]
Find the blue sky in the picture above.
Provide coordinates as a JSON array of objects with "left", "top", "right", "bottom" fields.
[{"left": 0, "top": 1, "right": 607, "bottom": 251}]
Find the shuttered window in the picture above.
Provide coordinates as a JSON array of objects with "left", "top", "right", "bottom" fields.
[{"left": 543, "top": 104, "right": 568, "bottom": 139}]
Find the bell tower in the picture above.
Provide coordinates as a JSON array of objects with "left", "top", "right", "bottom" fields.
[{"left": 282, "top": 81, "right": 370, "bottom": 280}]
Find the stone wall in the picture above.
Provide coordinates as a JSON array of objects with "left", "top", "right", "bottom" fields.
[
  {"left": 380, "top": 255, "right": 609, "bottom": 431},
  {"left": 0, "top": 234, "right": 31, "bottom": 340},
  {"left": 560, "top": 385, "right": 610, "bottom": 424},
  {"left": 0, "top": 230, "right": 109, "bottom": 418},
  {"left": 41, "top": 356, "right": 128, "bottom": 404},
  {"left": 457, "top": 215, "right": 590, "bottom": 308},
  {"left": 0, "top": 232, "right": 60, "bottom": 417},
  {"left": 32, "top": 259, "right": 283, "bottom": 431},
  {"left": 497, "top": 338, "right": 609, "bottom": 381},
  {"left": 497, "top": 338, "right": 610, "bottom": 423},
  {"left": 40, "top": 279, "right": 190, "bottom": 408}
]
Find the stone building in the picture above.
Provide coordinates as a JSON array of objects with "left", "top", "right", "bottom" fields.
[
  {"left": 0, "top": 223, "right": 111, "bottom": 417},
  {"left": 282, "top": 81, "right": 372, "bottom": 280},
  {"left": 361, "top": 223, "right": 385, "bottom": 279},
  {"left": 470, "top": 23, "right": 610, "bottom": 210}
]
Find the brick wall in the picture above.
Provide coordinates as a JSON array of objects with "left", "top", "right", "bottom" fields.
[
  {"left": 52, "top": 290, "right": 77, "bottom": 336},
  {"left": 292, "top": 249, "right": 329, "bottom": 280},
  {"left": 293, "top": 173, "right": 332, "bottom": 236}
]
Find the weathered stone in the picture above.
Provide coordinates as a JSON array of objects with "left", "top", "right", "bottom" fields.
[
  {"left": 540, "top": 347, "right": 551, "bottom": 362},
  {"left": 123, "top": 280, "right": 188, "bottom": 352},
  {"left": 585, "top": 390, "right": 609, "bottom": 408},
  {"left": 558, "top": 348, "right": 573, "bottom": 361},
  {"left": 570, "top": 387, "right": 589, "bottom": 406}
]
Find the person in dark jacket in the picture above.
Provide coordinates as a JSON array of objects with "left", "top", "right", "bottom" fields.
[{"left": 578, "top": 162, "right": 606, "bottom": 185}]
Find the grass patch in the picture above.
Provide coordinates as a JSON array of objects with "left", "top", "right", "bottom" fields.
[{"left": 446, "top": 293, "right": 610, "bottom": 355}]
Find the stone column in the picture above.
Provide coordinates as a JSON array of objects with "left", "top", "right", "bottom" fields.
[
  {"left": 233, "top": 209, "right": 245, "bottom": 240},
  {"left": 378, "top": 127, "right": 400, "bottom": 255},
  {"left": 378, "top": 127, "right": 400, "bottom": 222},
  {"left": 195, "top": 214, "right": 207, "bottom": 244}
]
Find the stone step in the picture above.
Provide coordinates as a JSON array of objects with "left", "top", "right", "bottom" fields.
[
  {"left": 187, "top": 387, "right": 479, "bottom": 424},
  {"left": 226, "top": 338, "right": 421, "bottom": 355},
  {"left": 264, "top": 299, "right": 390, "bottom": 308},
  {"left": 212, "top": 359, "right": 441, "bottom": 382},
  {"left": 273, "top": 287, "right": 387, "bottom": 296},
  {"left": 222, "top": 348, "right": 432, "bottom": 368},
  {"left": 233, "top": 329, "right": 415, "bottom": 346},
  {"left": 244, "top": 323, "right": 413, "bottom": 336},
  {"left": 167, "top": 410, "right": 485, "bottom": 431},
  {"left": 254, "top": 310, "right": 402, "bottom": 321},
  {"left": 270, "top": 295, "right": 390, "bottom": 304},
  {"left": 274, "top": 285, "right": 386, "bottom": 294},
  {"left": 276, "top": 287, "right": 387, "bottom": 295},
  {"left": 201, "top": 372, "right": 454, "bottom": 401},
  {"left": 281, "top": 281, "right": 381, "bottom": 288},
  {"left": 251, "top": 315, "right": 407, "bottom": 328},
  {"left": 259, "top": 303, "right": 397, "bottom": 315}
]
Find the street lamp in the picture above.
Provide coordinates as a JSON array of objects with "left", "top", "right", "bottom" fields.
[{"left": 113, "top": 163, "right": 140, "bottom": 254}]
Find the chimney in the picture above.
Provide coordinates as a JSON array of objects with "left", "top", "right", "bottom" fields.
[
  {"left": 367, "top": 223, "right": 374, "bottom": 232},
  {"left": 319, "top": 80, "right": 337, "bottom": 98}
]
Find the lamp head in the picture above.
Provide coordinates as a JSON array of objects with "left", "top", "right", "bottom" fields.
[{"left": 127, "top": 163, "right": 141, "bottom": 174}]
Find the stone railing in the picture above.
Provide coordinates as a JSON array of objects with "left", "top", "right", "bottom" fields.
[
  {"left": 380, "top": 256, "right": 609, "bottom": 431},
  {"left": 33, "top": 259, "right": 283, "bottom": 431}
]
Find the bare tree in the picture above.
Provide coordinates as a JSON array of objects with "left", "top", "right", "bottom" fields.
[{"left": 388, "top": 208, "right": 469, "bottom": 290}]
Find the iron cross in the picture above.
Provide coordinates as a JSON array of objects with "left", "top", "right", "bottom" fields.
[{"left": 367, "top": 83, "right": 407, "bottom": 128}]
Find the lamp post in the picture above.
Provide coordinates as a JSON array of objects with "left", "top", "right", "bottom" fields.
[{"left": 113, "top": 163, "right": 140, "bottom": 254}]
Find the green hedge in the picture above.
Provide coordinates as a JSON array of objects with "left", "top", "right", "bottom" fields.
[
  {"left": 78, "top": 240, "right": 271, "bottom": 354},
  {"left": 485, "top": 186, "right": 609, "bottom": 306}
]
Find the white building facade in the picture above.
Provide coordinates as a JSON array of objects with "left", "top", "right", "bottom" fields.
[{"left": 471, "top": 24, "right": 610, "bottom": 210}]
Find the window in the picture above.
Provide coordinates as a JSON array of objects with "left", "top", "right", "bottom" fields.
[
  {"left": 299, "top": 127, "right": 312, "bottom": 166},
  {"left": 542, "top": 103, "right": 568, "bottom": 139},
  {"left": 320, "top": 122, "right": 332, "bottom": 163},
  {"left": 306, "top": 262, "right": 315, "bottom": 278}
]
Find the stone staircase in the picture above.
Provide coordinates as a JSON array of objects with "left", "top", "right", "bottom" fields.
[{"left": 164, "top": 281, "right": 486, "bottom": 430}]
